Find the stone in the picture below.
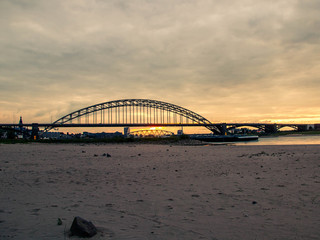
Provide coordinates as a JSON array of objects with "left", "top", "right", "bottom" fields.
[
  {"left": 57, "top": 218, "right": 62, "bottom": 225},
  {"left": 69, "top": 216, "right": 97, "bottom": 238}
]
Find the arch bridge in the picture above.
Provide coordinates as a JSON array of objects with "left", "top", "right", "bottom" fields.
[
  {"left": 46, "top": 99, "right": 222, "bottom": 134},
  {"left": 225, "top": 123, "right": 308, "bottom": 133},
  {"left": 130, "top": 129, "right": 174, "bottom": 138},
  {"left": 2, "top": 99, "right": 315, "bottom": 138}
]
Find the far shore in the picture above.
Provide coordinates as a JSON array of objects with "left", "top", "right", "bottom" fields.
[{"left": 1, "top": 130, "right": 320, "bottom": 145}]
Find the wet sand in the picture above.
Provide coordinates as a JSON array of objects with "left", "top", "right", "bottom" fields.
[{"left": 0, "top": 143, "right": 319, "bottom": 239}]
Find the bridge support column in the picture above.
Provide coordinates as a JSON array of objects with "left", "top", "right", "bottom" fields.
[
  {"left": 217, "top": 123, "right": 227, "bottom": 135},
  {"left": 265, "top": 124, "right": 278, "bottom": 134},
  {"left": 31, "top": 123, "right": 39, "bottom": 140},
  {"left": 297, "top": 125, "right": 308, "bottom": 132},
  {"left": 124, "top": 127, "right": 130, "bottom": 137}
]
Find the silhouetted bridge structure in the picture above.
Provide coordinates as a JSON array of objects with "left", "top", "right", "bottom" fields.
[{"left": 0, "top": 99, "right": 317, "bottom": 137}]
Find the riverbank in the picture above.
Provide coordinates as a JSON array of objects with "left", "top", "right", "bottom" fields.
[
  {"left": 1, "top": 130, "right": 320, "bottom": 145},
  {"left": 259, "top": 130, "right": 320, "bottom": 136},
  {"left": 0, "top": 136, "right": 199, "bottom": 145},
  {"left": 1, "top": 143, "right": 319, "bottom": 239}
]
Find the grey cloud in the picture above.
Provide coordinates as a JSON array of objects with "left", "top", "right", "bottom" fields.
[{"left": 0, "top": 0, "right": 319, "bottom": 123}]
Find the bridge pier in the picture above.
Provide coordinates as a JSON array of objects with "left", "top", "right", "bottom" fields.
[
  {"left": 31, "top": 123, "right": 39, "bottom": 140},
  {"left": 217, "top": 123, "right": 227, "bottom": 135},
  {"left": 297, "top": 125, "right": 308, "bottom": 131},
  {"left": 265, "top": 124, "right": 278, "bottom": 134}
]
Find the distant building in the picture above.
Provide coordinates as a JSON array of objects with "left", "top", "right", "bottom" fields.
[
  {"left": 19, "top": 116, "right": 23, "bottom": 131},
  {"left": 82, "top": 131, "right": 123, "bottom": 139},
  {"left": 0, "top": 131, "right": 7, "bottom": 139},
  {"left": 41, "top": 131, "right": 63, "bottom": 139}
]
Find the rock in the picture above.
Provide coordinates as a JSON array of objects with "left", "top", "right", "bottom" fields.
[
  {"left": 57, "top": 218, "right": 62, "bottom": 225},
  {"left": 69, "top": 216, "right": 97, "bottom": 238},
  {"left": 107, "top": 153, "right": 111, "bottom": 157}
]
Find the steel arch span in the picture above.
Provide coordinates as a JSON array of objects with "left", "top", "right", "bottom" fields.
[
  {"left": 46, "top": 99, "right": 220, "bottom": 134},
  {"left": 130, "top": 129, "right": 174, "bottom": 137}
]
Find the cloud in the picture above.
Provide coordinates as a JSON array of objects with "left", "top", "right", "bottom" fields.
[{"left": 0, "top": 0, "right": 319, "bottom": 124}]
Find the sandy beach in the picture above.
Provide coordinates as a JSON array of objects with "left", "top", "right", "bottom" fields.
[{"left": 0, "top": 143, "right": 319, "bottom": 240}]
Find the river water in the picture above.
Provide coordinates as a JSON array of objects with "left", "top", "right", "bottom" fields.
[{"left": 235, "top": 134, "right": 320, "bottom": 145}]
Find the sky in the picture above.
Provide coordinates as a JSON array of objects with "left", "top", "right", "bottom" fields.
[{"left": 1, "top": 0, "right": 320, "bottom": 128}]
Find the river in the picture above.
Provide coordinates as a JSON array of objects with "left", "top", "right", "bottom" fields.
[{"left": 235, "top": 134, "right": 320, "bottom": 145}]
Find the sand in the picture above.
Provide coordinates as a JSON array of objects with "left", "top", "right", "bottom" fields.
[{"left": 0, "top": 143, "right": 319, "bottom": 240}]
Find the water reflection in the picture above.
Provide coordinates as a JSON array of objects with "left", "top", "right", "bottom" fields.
[{"left": 235, "top": 135, "right": 320, "bottom": 145}]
